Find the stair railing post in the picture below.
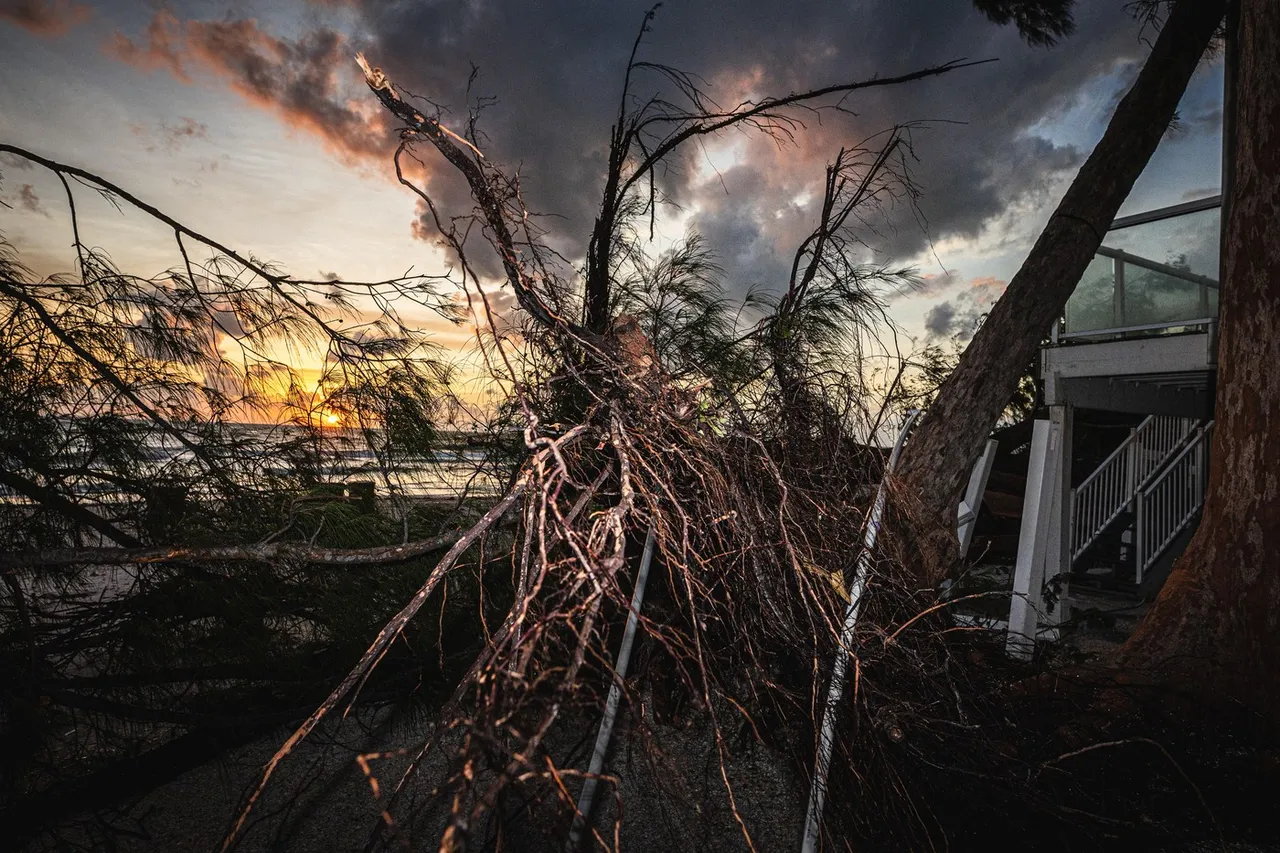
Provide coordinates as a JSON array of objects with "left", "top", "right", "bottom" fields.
[
  {"left": 1126, "top": 427, "right": 1138, "bottom": 511},
  {"left": 1112, "top": 256, "right": 1126, "bottom": 329},
  {"left": 1068, "top": 486, "right": 1078, "bottom": 565},
  {"left": 1008, "top": 419, "right": 1059, "bottom": 660},
  {"left": 1135, "top": 490, "right": 1146, "bottom": 586},
  {"left": 1195, "top": 427, "right": 1206, "bottom": 508}
]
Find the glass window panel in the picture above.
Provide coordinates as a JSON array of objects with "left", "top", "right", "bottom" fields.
[
  {"left": 1065, "top": 255, "right": 1117, "bottom": 334},
  {"left": 1063, "top": 204, "right": 1220, "bottom": 338},
  {"left": 1115, "top": 63, "right": 1223, "bottom": 216},
  {"left": 1122, "top": 263, "right": 1215, "bottom": 327},
  {"left": 1105, "top": 206, "right": 1220, "bottom": 280}
]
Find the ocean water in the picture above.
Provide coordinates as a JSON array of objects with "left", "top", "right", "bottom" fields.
[{"left": 0, "top": 422, "right": 505, "bottom": 504}]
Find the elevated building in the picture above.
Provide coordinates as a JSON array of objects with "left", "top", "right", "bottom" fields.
[{"left": 1004, "top": 194, "right": 1222, "bottom": 655}]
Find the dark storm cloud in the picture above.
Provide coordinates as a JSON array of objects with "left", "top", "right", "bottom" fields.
[
  {"left": 340, "top": 0, "right": 1155, "bottom": 295},
  {"left": 686, "top": 159, "right": 814, "bottom": 293},
  {"left": 0, "top": 182, "right": 46, "bottom": 215},
  {"left": 911, "top": 271, "right": 962, "bottom": 301},
  {"left": 923, "top": 276, "right": 1006, "bottom": 341},
  {"left": 104, "top": 1, "right": 1170, "bottom": 298},
  {"left": 924, "top": 300, "right": 959, "bottom": 339},
  {"left": 18, "top": 184, "right": 42, "bottom": 213}
]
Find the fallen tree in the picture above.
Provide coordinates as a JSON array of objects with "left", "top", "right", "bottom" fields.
[
  {"left": 5, "top": 4, "right": 1276, "bottom": 852},
  {"left": 213, "top": 27, "right": 995, "bottom": 852},
  {"left": 3, "top": 13, "right": 990, "bottom": 849}
]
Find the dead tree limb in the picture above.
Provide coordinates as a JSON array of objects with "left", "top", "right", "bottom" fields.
[
  {"left": 581, "top": 8, "right": 990, "bottom": 333},
  {"left": 0, "top": 531, "right": 464, "bottom": 571},
  {"left": 356, "top": 53, "right": 568, "bottom": 332},
  {"left": 0, "top": 466, "right": 140, "bottom": 548},
  {"left": 222, "top": 425, "right": 587, "bottom": 852},
  {"left": 356, "top": 12, "right": 988, "bottom": 336}
]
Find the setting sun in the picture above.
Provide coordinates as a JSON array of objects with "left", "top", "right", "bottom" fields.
[{"left": 321, "top": 411, "right": 342, "bottom": 427}]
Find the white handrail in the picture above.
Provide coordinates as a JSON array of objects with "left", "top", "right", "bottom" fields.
[
  {"left": 1061, "top": 316, "right": 1217, "bottom": 340},
  {"left": 1135, "top": 422, "right": 1213, "bottom": 583},
  {"left": 1071, "top": 415, "right": 1196, "bottom": 562}
]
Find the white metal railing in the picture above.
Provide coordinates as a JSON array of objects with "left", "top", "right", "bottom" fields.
[
  {"left": 1135, "top": 422, "right": 1213, "bottom": 584},
  {"left": 1059, "top": 316, "right": 1218, "bottom": 341},
  {"left": 1070, "top": 415, "right": 1198, "bottom": 562}
]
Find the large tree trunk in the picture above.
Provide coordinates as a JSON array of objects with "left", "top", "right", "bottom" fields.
[
  {"left": 1118, "top": 0, "right": 1280, "bottom": 712},
  {"left": 892, "top": 0, "right": 1225, "bottom": 586}
]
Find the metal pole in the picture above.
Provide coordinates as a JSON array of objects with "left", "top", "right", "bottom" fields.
[
  {"left": 1113, "top": 256, "right": 1126, "bottom": 329},
  {"left": 1141, "top": 491, "right": 1152, "bottom": 584},
  {"left": 1068, "top": 486, "right": 1077, "bottom": 566},
  {"left": 1195, "top": 427, "right": 1206, "bottom": 504},
  {"left": 566, "top": 526, "right": 657, "bottom": 852},
  {"left": 1126, "top": 427, "right": 1138, "bottom": 510},
  {"left": 799, "top": 409, "right": 922, "bottom": 853}
]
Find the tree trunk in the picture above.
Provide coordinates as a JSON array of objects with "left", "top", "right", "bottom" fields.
[
  {"left": 892, "top": 0, "right": 1225, "bottom": 586},
  {"left": 1119, "top": 0, "right": 1280, "bottom": 712}
]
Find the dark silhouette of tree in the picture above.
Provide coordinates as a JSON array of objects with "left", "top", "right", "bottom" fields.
[{"left": 973, "top": 0, "right": 1076, "bottom": 46}]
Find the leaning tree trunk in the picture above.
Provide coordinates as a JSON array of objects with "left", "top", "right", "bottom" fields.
[
  {"left": 1118, "top": 0, "right": 1280, "bottom": 712},
  {"left": 891, "top": 0, "right": 1225, "bottom": 586}
]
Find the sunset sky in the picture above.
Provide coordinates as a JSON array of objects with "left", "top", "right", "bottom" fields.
[{"left": 0, "top": 0, "right": 1225, "bottom": 378}]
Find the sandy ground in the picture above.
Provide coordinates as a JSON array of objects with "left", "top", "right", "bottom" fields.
[
  {"left": 25, "top": 593, "right": 1271, "bottom": 853},
  {"left": 30, "top": 698, "right": 807, "bottom": 853}
]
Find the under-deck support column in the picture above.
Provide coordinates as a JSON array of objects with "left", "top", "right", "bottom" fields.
[
  {"left": 1007, "top": 403, "right": 1072, "bottom": 659},
  {"left": 1043, "top": 404, "right": 1074, "bottom": 626}
]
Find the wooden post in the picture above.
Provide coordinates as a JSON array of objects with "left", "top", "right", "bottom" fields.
[{"left": 344, "top": 481, "right": 376, "bottom": 514}]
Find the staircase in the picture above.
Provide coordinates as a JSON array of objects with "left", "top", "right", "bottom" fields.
[{"left": 1070, "top": 416, "right": 1213, "bottom": 591}]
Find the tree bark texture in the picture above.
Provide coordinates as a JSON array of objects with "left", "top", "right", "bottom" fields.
[
  {"left": 892, "top": 0, "right": 1226, "bottom": 585},
  {"left": 1120, "top": 0, "right": 1280, "bottom": 713}
]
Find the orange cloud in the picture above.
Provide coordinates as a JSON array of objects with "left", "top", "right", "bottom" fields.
[
  {"left": 0, "top": 0, "right": 91, "bottom": 37},
  {"left": 967, "top": 275, "right": 1007, "bottom": 304},
  {"left": 104, "top": 11, "right": 396, "bottom": 169},
  {"left": 104, "top": 9, "right": 187, "bottom": 78}
]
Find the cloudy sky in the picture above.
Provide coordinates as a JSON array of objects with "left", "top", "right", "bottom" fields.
[{"left": 0, "top": 0, "right": 1224, "bottom": 363}]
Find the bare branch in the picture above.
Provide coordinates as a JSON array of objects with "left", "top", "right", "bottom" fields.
[
  {"left": 355, "top": 54, "right": 569, "bottom": 332},
  {"left": 0, "top": 530, "right": 465, "bottom": 571}
]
